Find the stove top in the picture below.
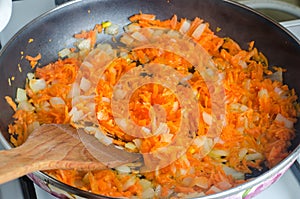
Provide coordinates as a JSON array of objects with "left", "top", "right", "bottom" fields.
[{"left": 0, "top": 1, "right": 300, "bottom": 199}]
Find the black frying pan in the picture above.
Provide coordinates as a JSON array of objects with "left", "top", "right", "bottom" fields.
[{"left": 0, "top": 0, "right": 300, "bottom": 198}]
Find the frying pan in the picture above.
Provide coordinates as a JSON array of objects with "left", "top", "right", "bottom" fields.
[{"left": 0, "top": 0, "right": 300, "bottom": 198}]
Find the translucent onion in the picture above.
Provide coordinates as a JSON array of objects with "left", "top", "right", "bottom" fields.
[
  {"left": 191, "top": 23, "right": 206, "bottom": 39},
  {"left": 179, "top": 20, "right": 191, "bottom": 34},
  {"left": 29, "top": 78, "right": 47, "bottom": 93},
  {"left": 115, "top": 165, "right": 131, "bottom": 174},
  {"left": 50, "top": 97, "right": 65, "bottom": 106},
  {"left": 202, "top": 111, "right": 212, "bottom": 125},
  {"left": 275, "top": 113, "right": 294, "bottom": 129},
  {"left": 58, "top": 48, "right": 71, "bottom": 58},
  {"left": 245, "top": 152, "right": 263, "bottom": 161},
  {"left": 78, "top": 39, "right": 91, "bottom": 50},
  {"left": 122, "top": 176, "right": 136, "bottom": 191},
  {"left": 222, "top": 165, "right": 245, "bottom": 180},
  {"left": 104, "top": 23, "right": 119, "bottom": 35},
  {"left": 18, "top": 101, "right": 35, "bottom": 112},
  {"left": 16, "top": 88, "right": 27, "bottom": 102}
]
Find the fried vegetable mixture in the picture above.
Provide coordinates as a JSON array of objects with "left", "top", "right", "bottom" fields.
[{"left": 6, "top": 13, "right": 299, "bottom": 198}]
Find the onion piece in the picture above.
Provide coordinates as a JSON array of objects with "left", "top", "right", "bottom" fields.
[
  {"left": 115, "top": 165, "right": 131, "bottom": 174},
  {"left": 105, "top": 23, "right": 119, "bottom": 35},
  {"left": 50, "top": 97, "right": 65, "bottom": 106},
  {"left": 191, "top": 23, "right": 206, "bottom": 39},
  {"left": 58, "top": 48, "right": 71, "bottom": 58},
  {"left": 16, "top": 88, "right": 27, "bottom": 102},
  {"left": 122, "top": 176, "right": 136, "bottom": 191},
  {"left": 78, "top": 39, "right": 91, "bottom": 50},
  {"left": 222, "top": 165, "right": 245, "bottom": 180},
  {"left": 125, "top": 142, "right": 137, "bottom": 151},
  {"left": 258, "top": 88, "right": 269, "bottom": 98},
  {"left": 18, "top": 101, "right": 35, "bottom": 111},
  {"left": 179, "top": 20, "right": 191, "bottom": 34},
  {"left": 268, "top": 70, "right": 283, "bottom": 82},
  {"left": 275, "top": 113, "right": 294, "bottom": 129},
  {"left": 29, "top": 78, "right": 47, "bottom": 93},
  {"left": 68, "top": 107, "right": 84, "bottom": 122},
  {"left": 202, "top": 111, "right": 212, "bottom": 125},
  {"left": 27, "top": 73, "right": 35, "bottom": 80},
  {"left": 245, "top": 152, "right": 263, "bottom": 161}
]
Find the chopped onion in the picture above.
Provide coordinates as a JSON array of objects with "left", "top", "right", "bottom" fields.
[
  {"left": 222, "top": 165, "right": 244, "bottom": 180},
  {"left": 141, "top": 127, "right": 151, "bottom": 135},
  {"left": 50, "top": 97, "right": 65, "bottom": 106},
  {"left": 140, "top": 179, "right": 152, "bottom": 190},
  {"left": 160, "top": 132, "right": 173, "bottom": 143},
  {"left": 115, "top": 165, "right": 131, "bottom": 174},
  {"left": 230, "top": 103, "right": 248, "bottom": 112},
  {"left": 274, "top": 87, "right": 283, "bottom": 95},
  {"left": 125, "top": 142, "right": 137, "bottom": 151},
  {"left": 239, "top": 60, "right": 248, "bottom": 69},
  {"left": 275, "top": 113, "right": 294, "bottom": 129},
  {"left": 209, "top": 149, "right": 229, "bottom": 158},
  {"left": 105, "top": 23, "right": 119, "bottom": 35},
  {"left": 238, "top": 148, "right": 248, "bottom": 160},
  {"left": 68, "top": 107, "right": 84, "bottom": 122},
  {"left": 78, "top": 39, "right": 91, "bottom": 50},
  {"left": 58, "top": 48, "right": 71, "bottom": 58},
  {"left": 16, "top": 88, "right": 28, "bottom": 102},
  {"left": 258, "top": 88, "right": 269, "bottom": 98},
  {"left": 179, "top": 20, "right": 191, "bottom": 34},
  {"left": 268, "top": 71, "right": 283, "bottom": 82},
  {"left": 202, "top": 111, "right": 212, "bottom": 125},
  {"left": 122, "top": 176, "right": 136, "bottom": 191},
  {"left": 153, "top": 122, "right": 170, "bottom": 135},
  {"left": 245, "top": 152, "right": 263, "bottom": 161},
  {"left": 193, "top": 176, "right": 209, "bottom": 189},
  {"left": 27, "top": 73, "right": 35, "bottom": 80},
  {"left": 18, "top": 101, "right": 35, "bottom": 111},
  {"left": 79, "top": 77, "right": 91, "bottom": 92},
  {"left": 101, "top": 97, "right": 110, "bottom": 103},
  {"left": 133, "top": 139, "right": 142, "bottom": 149},
  {"left": 192, "top": 23, "right": 206, "bottom": 39},
  {"left": 29, "top": 78, "right": 47, "bottom": 93}
]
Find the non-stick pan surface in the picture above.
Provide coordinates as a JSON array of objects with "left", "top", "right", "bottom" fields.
[{"left": 0, "top": 0, "right": 299, "bottom": 198}]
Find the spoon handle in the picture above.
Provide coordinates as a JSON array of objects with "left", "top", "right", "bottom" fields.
[
  {"left": 0, "top": 145, "right": 51, "bottom": 184},
  {"left": 0, "top": 125, "right": 107, "bottom": 185}
]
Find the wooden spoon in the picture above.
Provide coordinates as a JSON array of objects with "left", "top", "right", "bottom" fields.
[{"left": 0, "top": 124, "right": 142, "bottom": 184}]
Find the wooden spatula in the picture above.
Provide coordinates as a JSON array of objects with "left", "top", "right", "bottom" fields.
[{"left": 0, "top": 124, "right": 142, "bottom": 184}]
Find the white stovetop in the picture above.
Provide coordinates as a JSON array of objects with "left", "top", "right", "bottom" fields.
[{"left": 0, "top": 1, "right": 299, "bottom": 199}]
